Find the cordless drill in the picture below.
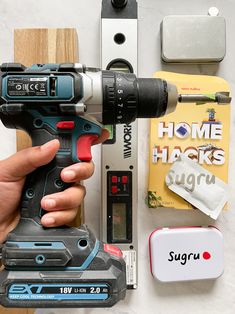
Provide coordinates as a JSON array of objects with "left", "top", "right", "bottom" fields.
[{"left": 0, "top": 63, "right": 231, "bottom": 308}]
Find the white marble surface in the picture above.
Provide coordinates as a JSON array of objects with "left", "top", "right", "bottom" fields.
[{"left": 0, "top": 0, "right": 235, "bottom": 313}]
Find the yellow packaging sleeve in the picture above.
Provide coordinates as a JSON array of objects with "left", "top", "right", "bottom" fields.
[{"left": 147, "top": 71, "right": 231, "bottom": 210}]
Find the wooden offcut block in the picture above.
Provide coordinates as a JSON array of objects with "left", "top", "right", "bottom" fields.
[{"left": 0, "top": 308, "right": 34, "bottom": 314}]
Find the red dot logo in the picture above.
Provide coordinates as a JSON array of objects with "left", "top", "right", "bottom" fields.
[{"left": 203, "top": 251, "right": 211, "bottom": 260}]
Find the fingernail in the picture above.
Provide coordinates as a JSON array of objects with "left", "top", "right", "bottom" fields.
[
  {"left": 43, "top": 216, "right": 55, "bottom": 226},
  {"left": 44, "top": 199, "right": 56, "bottom": 208},
  {"left": 41, "top": 140, "right": 59, "bottom": 151},
  {"left": 63, "top": 170, "right": 76, "bottom": 180}
]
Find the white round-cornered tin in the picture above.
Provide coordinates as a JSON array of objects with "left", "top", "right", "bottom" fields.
[{"left": 149, "top": 226, "right": 224, "bottom": 282}]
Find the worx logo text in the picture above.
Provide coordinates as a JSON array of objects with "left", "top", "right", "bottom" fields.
[{"left": 123, "top": 124, "right": 132, "bottom": 158}]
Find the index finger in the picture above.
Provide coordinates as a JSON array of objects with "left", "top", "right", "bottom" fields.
[{"left": 92, "top": 128, "right": 110, "bottom": 145}]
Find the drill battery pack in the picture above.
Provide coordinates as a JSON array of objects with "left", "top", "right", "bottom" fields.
[{"left": 0, "top": 223, "right": 126, "bottom": 308}]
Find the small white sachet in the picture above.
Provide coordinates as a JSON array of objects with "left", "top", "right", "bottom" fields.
[{"left": 165, "top": 154, "right": 228, "bottom": 219}]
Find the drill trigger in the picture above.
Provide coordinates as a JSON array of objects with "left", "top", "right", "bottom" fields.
[{"left": 76, "top": 134, "right": 99, "bottom": 162}]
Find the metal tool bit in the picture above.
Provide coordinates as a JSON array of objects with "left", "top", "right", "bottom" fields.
[{"left": 178, "top": 92, "right": 231, "bottom": 105}]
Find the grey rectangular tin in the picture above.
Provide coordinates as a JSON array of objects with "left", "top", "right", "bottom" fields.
[{"left": 161, "top": 15, "right": 226, "bottom": 63}]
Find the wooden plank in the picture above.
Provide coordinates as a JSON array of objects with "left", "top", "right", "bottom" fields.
[{"left": 0, "top": 308, "right": 34, "bottom": 314}]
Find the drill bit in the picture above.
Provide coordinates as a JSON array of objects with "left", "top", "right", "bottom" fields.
[{"left": 178, "top": 92, "right": 231, "bottom": 105}]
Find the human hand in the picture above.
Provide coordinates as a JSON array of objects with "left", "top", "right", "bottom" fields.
[{"left": 0, "top": 129, "right": 109, "bottom": 242}]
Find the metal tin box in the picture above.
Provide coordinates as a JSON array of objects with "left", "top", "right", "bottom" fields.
[
  {"left": 161, "top": 15, "right": 226, "bottom": 63},
  {"left": 149, "top": 226, "right": 224, "bottom": 282}
]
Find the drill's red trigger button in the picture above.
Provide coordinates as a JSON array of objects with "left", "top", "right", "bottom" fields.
[
  {"left": 57, "top": 121, "right": 75, "bottom": 129},
  {"left": 77, "top": 134, "right": 99, "bottom": 162}
]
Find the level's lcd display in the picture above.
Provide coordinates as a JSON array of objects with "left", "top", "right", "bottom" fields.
[{"left": 112, "top": 203, "right": 127, "bottom": 241}]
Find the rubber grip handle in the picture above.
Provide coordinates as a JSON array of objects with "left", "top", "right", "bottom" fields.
[
  {"left": 20, "top": 150, "right": 71, "bottom": 223},
  {"left": 19, "top": 125, "right": 73, "bottom": 223},
  {"left": 18, "top": 118, "right": 101, "bottom": 224}
]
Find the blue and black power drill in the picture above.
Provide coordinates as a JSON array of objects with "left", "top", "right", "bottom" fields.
[{"left": 0, "top": 63, "right": 230, "bottom": 308}]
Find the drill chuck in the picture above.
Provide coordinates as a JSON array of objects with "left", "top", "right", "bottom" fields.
[
  {"left": 137, "top": 78, "right": 177, "bottom": 117},
  {"left": 101, "top": 70, "right": 178, "bottom": 124}
]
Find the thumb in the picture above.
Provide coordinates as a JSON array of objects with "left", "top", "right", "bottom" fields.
[{"left": 0, "top": 139, "right": 60, "bottom": 181}]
